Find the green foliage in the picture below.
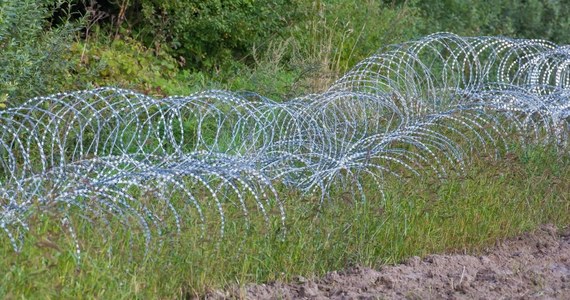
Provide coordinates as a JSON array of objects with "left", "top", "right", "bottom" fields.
[
  {"left": 45, "top": 0, "right": 569, "bottom": 97},
  {"left": 413, "top": 0, "right": 508, "bottom": 36},
  {"left": 243, "top": 0, "right": 421, "bottom": 94},
  {"left": 296, "top": 0, "right": 420, "bottom": 69},
  {"left": 414, "top": 0, "right": 570, "bottom": 43},
  {"left": 504, "top": 0, "right": 570, "bottom": 44},
  {"left": 69, "top": 36, "right": 184, "bottom": 96},
  {"left": 0, "top": 0, "right": 82, "bottom": 107},
  {"left": 3, "top": 0, "right": 570, "bottom": 106},
  {"left": 128, "top": 0, "right": 300, "bottom": 70}
]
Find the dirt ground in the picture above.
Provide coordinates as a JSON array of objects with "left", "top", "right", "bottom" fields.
[{"left": 213, "top": 224, "right": 570, "bottom": 299}]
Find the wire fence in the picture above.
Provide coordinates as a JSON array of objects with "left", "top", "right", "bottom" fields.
[{"left": 1, "top": 33, "right": 568, "bottom": 259}]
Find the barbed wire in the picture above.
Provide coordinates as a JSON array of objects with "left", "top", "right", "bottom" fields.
[{"left": 1, "top": 33, "right": 568, "bottom": 259}]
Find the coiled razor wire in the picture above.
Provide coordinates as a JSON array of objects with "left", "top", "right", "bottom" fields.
[{"left": 1, "top": 33, "right": 568, "bottom": 259}]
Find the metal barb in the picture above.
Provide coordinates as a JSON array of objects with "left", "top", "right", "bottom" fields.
[{"left": 0, "top": 33, "right": 568, "bottom": 259}]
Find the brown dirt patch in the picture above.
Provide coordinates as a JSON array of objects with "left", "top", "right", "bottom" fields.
[{"left": 213, "top": 224, "right": 570, "bottom": 299}]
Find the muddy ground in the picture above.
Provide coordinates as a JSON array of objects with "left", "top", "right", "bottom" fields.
[{"left": 212, "top": 224, "right": 570, "bottom": 299}]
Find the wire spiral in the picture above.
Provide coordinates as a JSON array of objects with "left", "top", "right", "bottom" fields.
[{"left": 1, "top": 33, "right": 568, "bottom": 258}]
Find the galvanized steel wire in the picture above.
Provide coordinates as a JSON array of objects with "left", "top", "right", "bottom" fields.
[{"left": 1, "top": 33, "right": 568, "bottom": 258}]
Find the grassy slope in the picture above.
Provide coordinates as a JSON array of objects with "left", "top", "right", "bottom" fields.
[{"left": 1, "top": 145, "right": 568, "bottom": 298}]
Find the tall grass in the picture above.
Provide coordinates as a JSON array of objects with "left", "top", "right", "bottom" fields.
[
  {"left": 1, "top": 144, "right": 567, "bottom": 298},
  {"left": 229, "top": 0, "right": 420, "bottom": 97}
]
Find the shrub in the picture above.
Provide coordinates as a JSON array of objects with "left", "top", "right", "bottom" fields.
[
  {"left": 0, "top": 0, "right": 82, "bottom": 107},
  {"left": 122, "top": 0, "right": 301, "bottom": 71},
  {"left": 414, "top": 0, "right": 570, "bottom": 44},
  {"left": 68, "top": 35, "right": 183, "bottom": 96}
]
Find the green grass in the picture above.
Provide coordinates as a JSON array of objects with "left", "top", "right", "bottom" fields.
[
  {"left": 3, "top": 4, "right": 568, "bottom": 297},
  {"left": 1, "top": 144, "right": 568, "bottom": 298}
]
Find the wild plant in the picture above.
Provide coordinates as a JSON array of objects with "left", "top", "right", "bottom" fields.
[{"left": 1, "top": 33, "right": 568, "bottom": 261}]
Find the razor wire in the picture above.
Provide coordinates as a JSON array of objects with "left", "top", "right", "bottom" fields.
[{"left": 1, "top": 33, "right": 568, "bottom": 258}]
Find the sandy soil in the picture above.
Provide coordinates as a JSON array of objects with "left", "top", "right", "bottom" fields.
[{"left": 213, "top": 224, "right": 570, "bottom": 299}]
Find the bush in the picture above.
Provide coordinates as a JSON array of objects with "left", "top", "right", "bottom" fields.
[
  {"left": 69, "top": 35, "right": 184, "bottom": 96},
  {"left": 414, "top": 0, "right": 570, "bottom": 44},
  {"left": 505, "top": 0, "right": 570, "bottom": 44},
  {"left": 0, "top": 0, "right": 82, "bottom": 107},
  {"left": 122, "top": 0, "right": 301, "bottom": 71}
]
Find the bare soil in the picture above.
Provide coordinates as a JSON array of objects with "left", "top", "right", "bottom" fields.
[{"left": 214, "top": 224, "right": 570, "bottom": 299}]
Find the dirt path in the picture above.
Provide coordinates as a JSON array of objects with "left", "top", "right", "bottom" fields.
[{"left": 221, "top": 224, "right": 570, "bottom": 299}]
